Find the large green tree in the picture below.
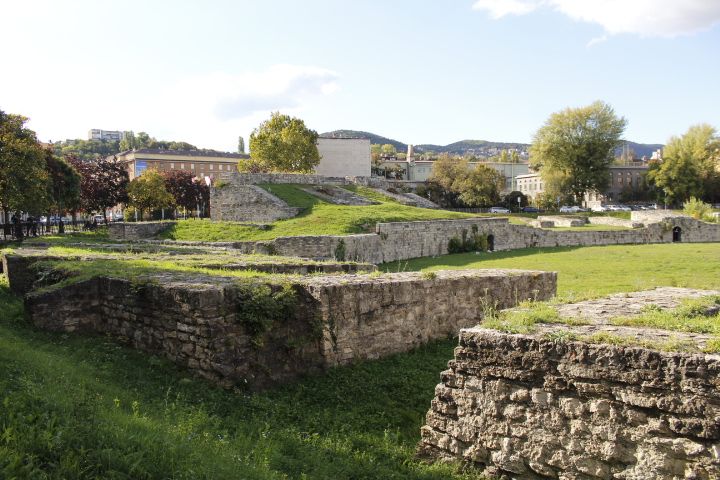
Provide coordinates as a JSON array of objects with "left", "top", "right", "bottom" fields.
[
  {"left": 248, "top": 112, "right": 320, "bottom": 173},
  {"left": 45, "top": 150, "right": 81, "bottom": 215},
  {"left": 530, "top": 101, "right": 627, "bottom": 201},
  {"left": 128, "top": 169, "right": 174, "bottom": 220},
  {"left": 0, "top": 110, "right": 48, "bottom": 220},
  {"left": 647, "top": 124, "right": 720, "bottom": 205},
  {"left": 429, "top": 156, "right": 504, "bottom": 207},
  {"left": 454, "top": 164, "right": 505, "bottom": 207}
]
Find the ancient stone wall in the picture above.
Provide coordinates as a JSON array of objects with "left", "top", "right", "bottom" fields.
[
  {"left": 108, "top": 221, "right": 176, "bottom": 240},
  {"left": 419, "top": 327, "right": 720, "bottom": 479},
  {"left": 210, "top": 183, "right": 300, "bottom": 222},
  {"left": 231, "top": 173, "right": 350, "bottom": 185},
  {"left": 230, "top": 216, "right": 720, "bottom": 264},
  {"left": 21, "top": 268, "right": 556, "bottom": 390}
]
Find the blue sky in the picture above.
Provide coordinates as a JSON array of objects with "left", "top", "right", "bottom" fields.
[{"left": 2, "top": 0, "right": 719, "bottom": 151}]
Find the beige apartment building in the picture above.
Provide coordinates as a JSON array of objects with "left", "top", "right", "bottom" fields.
[{"left": 114, "top": 149, "right": 249, "bottom": 180}]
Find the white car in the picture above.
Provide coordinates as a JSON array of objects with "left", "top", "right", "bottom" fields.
[
  {"left": 489, "top": 206, "right": 510, "bottom": 214},
  {"left": 559, "top": 205, "right": 580, "bottom": 213},
  {"left": 591, "top": 205, "right": 608, "bottom": 212}
]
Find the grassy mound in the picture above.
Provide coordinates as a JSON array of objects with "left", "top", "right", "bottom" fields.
[{"left": 160, "top": 184, "right": 477, "bottom": 242}]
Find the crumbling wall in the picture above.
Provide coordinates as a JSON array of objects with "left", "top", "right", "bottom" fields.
[
  {"left": 210, "top": 183, "right": 300, "bottom": 222},
  {"left": 21, "top": 269, "right": 556, "bottom": 390},
  {"left": 419, "top": 328, "right": 720, "bottom": 479},
  {"left": 108, "top": 221, "right": 176, "bottom": 240}
]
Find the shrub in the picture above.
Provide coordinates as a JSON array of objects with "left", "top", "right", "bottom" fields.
[
  {"left": 334, "top": 239, "right": 347, "bottom": 261},
  {"left": 683, "top": 197, "right": 714, "bottom": 222}
]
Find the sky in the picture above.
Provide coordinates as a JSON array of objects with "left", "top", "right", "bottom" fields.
[{"left": 1, "top": 0, "right": 719, "bottom": 152}]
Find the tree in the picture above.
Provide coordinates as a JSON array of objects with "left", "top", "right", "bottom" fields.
[
  {"left": 454, "top": 164, "right": 505, "bottom": 207},
  {"left": 128, "top": 169, "right": 174, "bottom": 220},
  {"left": 162, "top": 170, "right": 199, "bottom": 215},
  {"left": 429, "top": 155, "right": 469, "bottom": 192},
  {"left": 0, "top": 110, "right": 48, "bottom": 221},
  {"left": 67, "top": 155, "right": 129, "bottom": 221},
  {"left": 380, "top": 144, "right": 397, "bottom": 157},
  {"left": 44, "top": 150, "right": 80, "bottom": 215},
  {"left": 238, "top": 136, "right": 245, "bottom": 154},
  {"left": 429, "top": 156, "right": 504, "bottom": 207},
  {"left": 646, "top": 124, "right": 720, "bottom": 205},
  {"left": 120, "top": 131, "right": 136, "bottom": 151},
  {"left": 502, "top": 191, "right": 528, "bottom": 212},
  {"left": 530, "top": 101, "right": 627, "bottom": 202},
  {"left": 248, "top": 112, "right": 320, "bottom": 172}
]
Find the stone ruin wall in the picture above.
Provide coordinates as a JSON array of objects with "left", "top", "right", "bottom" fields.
[
  {"left": 210, "top": 183, "right": 300, "bottom": 222},
  {"left": 241, "top": 216, "right": 720, "bottom": 264},
  {"left": 21, "top": 269, "right": 556, "bottom": 390},
  {"left": 108, "top": 221, "right": 176, "bottom": 241},
  {"left": 419, "top": 328, "right": 720, "bottom": 479}
]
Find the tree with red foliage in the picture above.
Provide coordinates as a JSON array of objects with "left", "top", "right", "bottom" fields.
[
  {"left": 160, "top": 170, "right": 210, "bottom": 217},
  {"left": 67, "top": 155, "right": 129, "bottom": 222}
]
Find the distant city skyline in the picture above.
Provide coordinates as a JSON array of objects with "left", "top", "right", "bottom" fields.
[{"left": 1, "top": 0, "right": 719, "bottom": 152}]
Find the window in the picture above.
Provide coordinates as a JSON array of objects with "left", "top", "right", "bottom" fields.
[
  {"left": 180, "top": 163, "right": 185, "bottom": 169},
  {"left": 191, "top": 163, "right": 195, "bottom": 169},
  {"left": 209, "top": 164, "right": 214, "bottom": 170},
  {"left": 170, "top": 163, "right": 175, "bottom": 169}
]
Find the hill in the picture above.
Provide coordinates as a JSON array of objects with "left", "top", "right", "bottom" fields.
[
  {"left": 320, "top": 130, "right": 407, "bottom": 152},
  {"left": 322, "top": 129, "right": 663, "bottom": 158}
]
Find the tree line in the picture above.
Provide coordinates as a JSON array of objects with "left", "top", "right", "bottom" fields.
[{"left": 0, "top": 110, "right": 210, "bottom": 225}]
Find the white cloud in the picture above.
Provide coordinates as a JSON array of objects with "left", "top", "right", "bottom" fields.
[
  {"left": 472, "top": 0, "right": 720, "bottom": 37},
  {"left": 0, "top": 64, "right": 339, "bottom": 152},
  {"left": 472, "top": 0, "right": 538, "bottom": 18}
]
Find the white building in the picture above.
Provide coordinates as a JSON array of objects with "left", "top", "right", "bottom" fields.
[
  {"left": 315, "top": 137, "right": 371, "bottom": 177},
  {"left": 89, "top": 129, "right": 125, "bottom": 142}
]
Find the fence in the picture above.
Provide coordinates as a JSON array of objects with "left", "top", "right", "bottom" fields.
[{"left": 1, "top": 220, "right": 98, "bottom": 241}]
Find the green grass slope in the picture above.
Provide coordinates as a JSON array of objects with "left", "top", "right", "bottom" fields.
[{"left": 160, "top": 184, "right": 477, "bottom": 242}]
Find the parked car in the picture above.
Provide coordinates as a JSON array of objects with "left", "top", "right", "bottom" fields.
[
  {"left": 559, "top": 205, "right": 580, "bottom": 213},
  {"left": 616, "top": 205, "right": 632, "bottom": 212},
  {"left": 521, "top": 206, "right": 540, "bottom": 213},
  {"left": 112, "top": 213, "right": 124, "bottom": 221},
  {"left": 591, "top": 205, "right": 607, "bottom": 212},
  {"left": 93, "top": 214, "right": 105, "bottom": 224},
  {"left": 38, "top": 216, "right": 47, "bottom": 224},
  {"left": 489, "top": 206, "right": 510, "bottom": 214}
]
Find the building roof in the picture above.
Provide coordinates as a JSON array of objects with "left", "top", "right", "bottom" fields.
[{"left": 119, "top": 148, "right": 250, "bottom": 159}]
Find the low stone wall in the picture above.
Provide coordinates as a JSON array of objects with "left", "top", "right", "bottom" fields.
[
  {"left": 631, "top": 210, "right": 684, "bottom": 224},
  {"left": 108, "top": 221, "right": 175, "bottom": 240},
  {"left": 587, "top": 216, "right": 643, "bottom": 228},
  {"left": 21, "top": 268, "right": 556, "bottom": 390},
  {"left": 300, "top": 186, "right": 376, "bottom": 206},
  {"left": 537, "top": 215, "right": 586, "bottom": 227},
  {"left": 227, "top": 216, "right": 720, "bottom": 264},
  {"left": 210, "top": 184, "right": 300, "bottom": 222},
  {"left": 419, "top": 327, "right": 720, "bottom": 479},
  {"left": 232, "top": 173, "right": 350, "bottom": 185}
]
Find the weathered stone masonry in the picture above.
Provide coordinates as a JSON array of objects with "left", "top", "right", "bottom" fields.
[
  {"left": 233, "top": 215, "right": 720, "bottom": 263},
  {"left": 419, "top": 328, "right": 720, "bottom": 479},
  {"left": 21, "top": 269, "right": 556, "bottom": 389}
]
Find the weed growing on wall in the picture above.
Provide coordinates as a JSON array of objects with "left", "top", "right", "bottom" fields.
[
  {"left": 334, "top": 238, "right": 346, "bottom": 261},
  {"left": 448, "top": 227, "right": 489, "bottom": 254},
  {"left": 234, "top": 282, "right": 297, "bottom": 347}
]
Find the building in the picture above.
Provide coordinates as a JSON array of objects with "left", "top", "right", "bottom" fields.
[
  {"left": 89, "top": 129, "right": 125, "bottom": 142},
  {"left": 315, "top": 137, "right": 371, "bottom": 177},
  {"left": 379, "top": 159, "right": 529, "bottom": 192},
  {"left": 114, "top": 149, "right": 249, "bottom": 180},
  {"left": 517, "top": 164, "right": 649, "bottom": 205}
]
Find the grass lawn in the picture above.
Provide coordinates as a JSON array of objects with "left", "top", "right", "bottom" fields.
[
  {"left": 383, "top": 243, "right": 720, "bottom": 301},
  {"left": 0, "top": 276, "right": 473, "bottom": 479},
  {"left": 4, "top": 240, "right": 720, "bottom": 477},
  {"left": 160, "top": 185, "right": 479, "bottom": 242}
]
